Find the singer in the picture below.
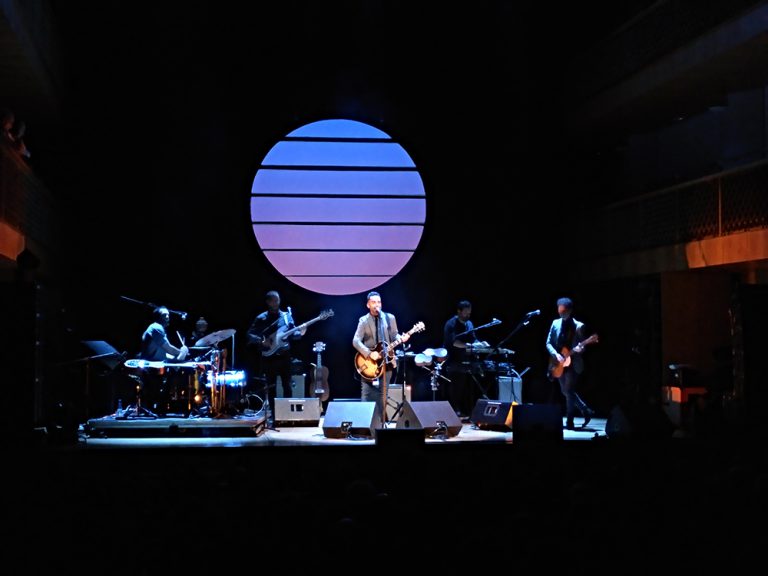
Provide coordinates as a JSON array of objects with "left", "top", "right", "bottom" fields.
[
  {"left": 352, "top": 291, "right": 408, "bottom": 416},
  {"left": 246, "top": 290, "right": 306, "bottom": 415},
  {"left": 442, "top": 300, "right": 489, "bottom": 418}
]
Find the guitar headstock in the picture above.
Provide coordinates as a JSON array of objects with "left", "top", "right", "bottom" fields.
[
  {"left": 410, "top": 321, "right": 425, "bottom": 334},
  {"left": 320, "top": 309, "right": 334, "bottom": 320},
  {"left": 313, "top": 341, "right": 326, "bottom": 353}
]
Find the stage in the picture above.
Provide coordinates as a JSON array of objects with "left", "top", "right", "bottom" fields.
[{"left": 81, "top": 410, "right": 607, "bottom": 448}]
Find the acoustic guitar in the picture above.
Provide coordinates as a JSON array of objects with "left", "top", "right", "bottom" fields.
[
  {"left": 547, "top": 333, "right": 599, "bottom": 380},
  {"left": 310, "top": 341, "right": 330, "bottom": 403},
  {"left": 354, "top": 322, "right": 425, "bottom": 380},
  {"left": 262, "top": 309, "right": 334, "bottom": 357}
]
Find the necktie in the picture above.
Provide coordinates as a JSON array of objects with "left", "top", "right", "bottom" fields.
[{"left": 375, "top": 315, "right": 380, "bottom": 344}]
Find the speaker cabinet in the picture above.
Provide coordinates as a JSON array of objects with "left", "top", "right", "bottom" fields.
[
  {"left": 322, "top": 401, "right": 380, "bottom": 438},
  {"left": 497, "top": 376, "right": 523, "bottom": 403},
  {"left": 274, "top": 374, "right": 306, "bottom": 398},
  {"left": 396, "top": 401, "right": 462, "bottom": 437},
  {"left": 512, "top": 403, "right": 563, "bottom": 442},
  {"left": 274, "top": 397, "right": 321, "bottom": 426},
  {"left": 385, "top": 384, "right": 412, "bottom": 422},
  {"left": 471, "top": 399, "right": 514, "bottom": 431}
]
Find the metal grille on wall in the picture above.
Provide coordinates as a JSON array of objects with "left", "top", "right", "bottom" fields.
[{"left": 579, "top": 159, "right": 768, "bottom": 259}]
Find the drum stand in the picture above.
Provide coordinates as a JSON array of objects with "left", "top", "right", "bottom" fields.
[
  {"left": 122, "top": 375, "right": 157, "bottom": 418},
  {"left": 429, "top": 362, "right": 450, "bottom": 401}
]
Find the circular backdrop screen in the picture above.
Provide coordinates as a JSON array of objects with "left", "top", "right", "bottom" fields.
[{"left": 251, "top": 119, "right": 426, "bottom": 295}]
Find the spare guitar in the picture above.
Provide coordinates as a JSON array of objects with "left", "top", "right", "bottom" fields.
[
  {"left": 354, "top": 321, "right": 425, "bottom": 381},
  {"left": 547, "top": 333, "right": 599, "bottom": 380},
  {"left": 310, "top": 341, "right": 330, "bottom": 403},
  {"left": 262, "top": 309, "right": 334, "bottom": 357}
]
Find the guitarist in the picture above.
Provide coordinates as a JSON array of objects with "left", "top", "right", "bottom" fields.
[
  {"left": 546, "top": 297, "right": 595, "bottom": 430},
  {"left": 246, "top": 291, "right": 306, "bottom": 412},
  {"left": 352, "top": 291, "right": 410, "bottom": 418}
]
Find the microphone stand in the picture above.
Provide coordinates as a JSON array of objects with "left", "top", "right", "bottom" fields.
[
  {"left": 120, "top": 295, "right": 188, "bottom": 320},
  {"left": 489, "top": 313, "right": 536, "bottom": 358},
  {"left": 453, "top": 319, "right": 501, "bottom": 341}
]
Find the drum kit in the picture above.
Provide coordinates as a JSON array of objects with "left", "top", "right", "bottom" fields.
[
  {"left": 413, "top": 347, "right": 450, "bottom": 400},
  {"left": 121, "top": 328, "right": 247, "bottom": 419}
]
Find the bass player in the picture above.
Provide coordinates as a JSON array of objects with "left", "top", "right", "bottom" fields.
[{"left": 246, "top": 290, "right": 306, "bottom": 410}]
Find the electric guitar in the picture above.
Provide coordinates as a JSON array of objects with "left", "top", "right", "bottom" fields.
[
  {"left": 310, "top": 341, "right": 330, "bottom": 403},
  {"left": 354, "top": 321, "right": 425, "bottom": 380},
  {"left": 547, "top": 333, "right": 599, "bottom": 380},
  {"left": 261, "top": 309, "right": 334, "bottom": 357}
]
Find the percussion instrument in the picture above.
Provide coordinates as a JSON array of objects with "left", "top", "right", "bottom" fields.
[
  {"left": 205, "top": 370, "right": 247, "bottom": 412},
  {"left": 423, "top": 347, "right": 448, "bottom": 362}
]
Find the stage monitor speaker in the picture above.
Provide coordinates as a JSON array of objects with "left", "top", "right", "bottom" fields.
[
  {"left": 471, "top": 399, "right": 514, "bottom": 431},
  {"left": 512, "top": 403, "right": 563, "bottom": 442},
  {"left": 396, "top": 401, "right": 462, "bottom": 437},
  {"left": 322, "top": 401, "right": 380, "bottom": 438},
  {"left": 605, "top": 403, "right": 675, "bottom": 440},
  {"left": 274, "top": 397, "right": 321, "bottom": 426},
  {"left": 275, "top": 374, "right": 306, "bottom": 398}
]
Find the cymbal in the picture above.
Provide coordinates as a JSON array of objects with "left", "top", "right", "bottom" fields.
[{"left": 195, "top": 329, "right": 236, "bottom": 347}]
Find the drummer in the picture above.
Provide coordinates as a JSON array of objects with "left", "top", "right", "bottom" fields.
[
  {"left": 137, "top": 306, "right": 190, "bottom": 415},
  {"left": 140, "top": 306, "right": 189, "bottom": 362},
  {"left": 442, "top": 300, "right": 487, "bottom": 418}
]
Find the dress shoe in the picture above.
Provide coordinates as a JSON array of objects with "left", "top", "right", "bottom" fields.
[
  {"left": 565, "top": 419, "right": 575, "bottom": 430},
  {"left": 582, "top": 407, "right": 595, "bottom": 427}
]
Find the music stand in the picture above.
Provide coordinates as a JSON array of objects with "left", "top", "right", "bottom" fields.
[{"left": 62, "top": 341, "right": 127, "bottom": 420}]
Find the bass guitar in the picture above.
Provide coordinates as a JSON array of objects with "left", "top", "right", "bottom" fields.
[
  {"left": 262, "top": 309, "right": 334, "bottom": 357},
  {"left": 547, "top": 333, "right": 599, "bottom": 380},
  {"left": 310, "top": 341, "right": 330, "bottom": 403},
  {"left": 354, "top": 321, "right": 425, "bottom": 380}
]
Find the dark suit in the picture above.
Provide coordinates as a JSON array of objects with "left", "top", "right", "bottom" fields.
[{"left": 546, "top": 316, "right": 591, "bottom": 425}]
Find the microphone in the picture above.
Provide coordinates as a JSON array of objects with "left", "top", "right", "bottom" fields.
[
  {"left": 168, "top": 309, "right": 187, "bottom": 320},
  {"left": 525, "top": 309, "right": 541, "bottom": 318}
]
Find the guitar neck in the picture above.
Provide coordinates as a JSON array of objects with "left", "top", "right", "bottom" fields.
[{"left": 285, "top": 315, "right": 322, "bottom": 337}]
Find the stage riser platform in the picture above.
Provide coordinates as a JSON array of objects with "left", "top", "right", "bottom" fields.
[{"left": 85, "top": 414, "right": 266, "bottom": 438}]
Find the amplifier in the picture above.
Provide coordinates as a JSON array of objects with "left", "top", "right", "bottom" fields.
[{"left": 275, "top": 374, "right": 306, "bottom": 398}]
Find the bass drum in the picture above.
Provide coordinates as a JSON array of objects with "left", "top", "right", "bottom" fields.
[{"left": 205, "top": 370, "right": 247, "bottom": 414}]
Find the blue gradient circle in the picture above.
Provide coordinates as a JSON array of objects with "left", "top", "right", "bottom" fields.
[{"left": 251, "top": 119, "right": 426, "bottom": 295}]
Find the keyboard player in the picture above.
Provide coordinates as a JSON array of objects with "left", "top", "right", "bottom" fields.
[{"left": 443, "top": 300, "right": 488, "bottom": 418}]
